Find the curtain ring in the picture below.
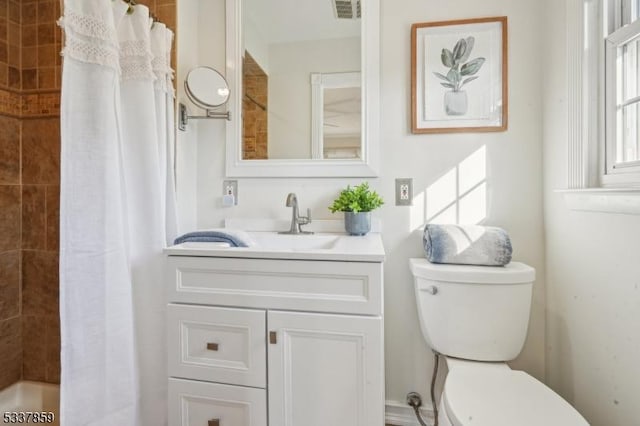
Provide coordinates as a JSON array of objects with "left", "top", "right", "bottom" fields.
[{"left": 125, "top": 0, "right": 136, "bottom": 14}]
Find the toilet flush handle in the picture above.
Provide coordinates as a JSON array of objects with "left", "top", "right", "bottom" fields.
[{"left": 425, "top": 285, "right": 438, "bottom": 295}]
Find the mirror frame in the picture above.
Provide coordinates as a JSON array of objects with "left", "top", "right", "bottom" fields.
[{"left": 224, "top": 0, "right": 380, "bottom": 178}]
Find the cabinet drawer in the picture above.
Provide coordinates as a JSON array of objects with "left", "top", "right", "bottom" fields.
[
  {"left": 168, "top": 304, "right": 266, "bottom": 388},
  {"left": 166, "top": 256, "right": 383, "bottom": 315},
  {"left": 169, "top": 378, "right": 267, "bottom": 426}
]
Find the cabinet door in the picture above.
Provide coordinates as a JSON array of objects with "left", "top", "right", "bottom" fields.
[
  {"left": 267, "top": 311, "right": 384, "bottom": 426},
  {"left": 168, "top": 378, "right": 267, "bottom": 426}
]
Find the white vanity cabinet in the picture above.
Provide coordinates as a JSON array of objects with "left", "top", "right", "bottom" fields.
[{"left": 165, "top": 253, "right": 385, "bottom": 426}]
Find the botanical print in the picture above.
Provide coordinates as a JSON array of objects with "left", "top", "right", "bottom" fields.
[
  {"left": 432, "top": 36, "right": 485, "bottom": 116},
  {"left": 411, "top": 17, "right": 507, "bottom": 134},
  {"left": 422, "top": 28, "right": 495, "bottom": 122}
]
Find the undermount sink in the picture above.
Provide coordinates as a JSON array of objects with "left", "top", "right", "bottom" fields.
[{"left": 250, "top": 233, "right": 340, "bottom": 251}]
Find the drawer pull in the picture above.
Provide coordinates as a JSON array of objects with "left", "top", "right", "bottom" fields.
[
  {"left": 208, "top": 419, "right": 220, "bottom": 426},
  {"left": 206, "top": 342, "right": 219, "bottom": 351},
  {"left": 269, "top": 331, "right": 277, "bottom": 344}
]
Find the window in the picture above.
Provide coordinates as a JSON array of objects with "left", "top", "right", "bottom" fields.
[
  {"left": 563, "top": 0, "right": 640, "bottom": 214},
  {"left": 604, "top": 0, "right": 640, "bottom": 185}
]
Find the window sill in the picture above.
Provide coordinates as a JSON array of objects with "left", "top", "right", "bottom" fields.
[{"left": 556, "top": 188, "right": 640, "bottom": 215}]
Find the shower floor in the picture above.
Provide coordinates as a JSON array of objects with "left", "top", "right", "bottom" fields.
[{"left": 0, "top": 382, "right": 59, "bottom": 425}]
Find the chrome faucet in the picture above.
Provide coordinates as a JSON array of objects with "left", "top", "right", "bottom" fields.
[{"left": 279, "top": 193, "right": 313, "bottom": 234}]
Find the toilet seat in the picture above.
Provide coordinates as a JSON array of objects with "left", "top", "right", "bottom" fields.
[{"left": 443, "top": 368, "right": 589, "bottom": 426}]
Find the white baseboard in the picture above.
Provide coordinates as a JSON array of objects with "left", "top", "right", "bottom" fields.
[{"left": 385, "top": 400, "right": 435, "bottom": 426}]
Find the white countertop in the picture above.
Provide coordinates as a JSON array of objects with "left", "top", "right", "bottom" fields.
[{"left": 164, "top": 232, "right": 386, "bottom": 262}]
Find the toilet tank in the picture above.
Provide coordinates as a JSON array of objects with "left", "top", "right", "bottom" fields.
[{"left": 410, "top": 259, "right": 535, "bottom": 362}]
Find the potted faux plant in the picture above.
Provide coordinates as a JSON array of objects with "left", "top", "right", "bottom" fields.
[
  {"left": 433, "top": 36, "right": 485, "bottom": 116},
  {"left": 329, "top": 182, "right": 384, "bottom": 236}
]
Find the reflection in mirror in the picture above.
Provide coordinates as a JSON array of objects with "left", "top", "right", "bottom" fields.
[
  {"left": 311, "top": 72, "right": 361, "bottom": 159},
  {"left": 243, "top": 53, "right": 269, "bottom": 159},
  {"left": 242, "top": 0, "right": 361, "bottom": 160},
  {"left": 185, "top": 67, "right": 230, "bottom": 108}
]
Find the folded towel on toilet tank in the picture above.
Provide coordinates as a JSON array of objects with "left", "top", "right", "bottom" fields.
[
  {"left": 173, "top": 229, "right": 256, "bottom": 247},
  {"left": 423, "top": 224, "right": 512, "bottom": 266}
]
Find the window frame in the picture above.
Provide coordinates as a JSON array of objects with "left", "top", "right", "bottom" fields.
[{"left": 603, "top": 2, "right": 640, "bottom": 185}]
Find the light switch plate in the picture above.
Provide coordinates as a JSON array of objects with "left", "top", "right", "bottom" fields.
[{"left": 395, "top": 178, "right": 413, "bottom": 206}]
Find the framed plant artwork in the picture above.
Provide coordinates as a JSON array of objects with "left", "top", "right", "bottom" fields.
[{"left": 411, "top": 17, "right": 508, "bottom": 134}]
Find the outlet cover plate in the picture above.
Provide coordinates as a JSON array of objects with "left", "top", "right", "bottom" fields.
[
  {"left": 395, "top": 178, "right": 413, "bottom": 206},
  {"left": 223, "top": 180, "right": 238, "bottom": 205}
]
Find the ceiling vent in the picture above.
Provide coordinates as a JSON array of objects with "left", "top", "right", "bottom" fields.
[{"left": 332, "top": 0, "right": 361, "bottom": 20}]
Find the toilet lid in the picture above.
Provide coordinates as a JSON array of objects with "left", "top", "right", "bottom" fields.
[{"left": 443, "top": 369, "right": 589, "bottom": 426}]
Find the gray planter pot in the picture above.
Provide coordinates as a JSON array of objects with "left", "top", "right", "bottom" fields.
[
  {"left": 444, "top": 90, "right": 468, "bottom": 116},
  {"left": 344, "top": 212, "right": 372, "bottom": 236}
]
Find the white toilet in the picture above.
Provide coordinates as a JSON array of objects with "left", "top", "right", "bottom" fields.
[{"left": 410, "top": 258, "right": 589, "bottom": 426}]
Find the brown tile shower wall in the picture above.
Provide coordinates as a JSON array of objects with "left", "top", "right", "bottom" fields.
[
  {"left": 19, "top": 0, "right": 63, "bottom": 385},
  {"left": 0, "top": 146, "right": 22, "bottom": 389},
  {"left": 0, "top": 0, "right": 176, "bottom": 389},
  {"left": 0, "top": 0, "right": 63, "bottom": 388},
  {"left": 0, "top": 0, "right": 25, "bottom": 391},
  {"left": 20, "top": 117, "right": 60, "bottom": 383},
  {"left": 20, "top": 0, "right": 63, "bottom": 92}
]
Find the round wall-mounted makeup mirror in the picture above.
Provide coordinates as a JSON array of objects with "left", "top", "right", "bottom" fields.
[
  {"left": 179, "top": 66, "right": 231, "bottom": 131},
  {"left": 185, "top": 67, "right": 230, "bottom": 108}
]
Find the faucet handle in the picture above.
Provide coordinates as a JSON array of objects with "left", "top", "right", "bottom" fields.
[{"left": 298, "top": 208, "right": 312, "bottom": 226}]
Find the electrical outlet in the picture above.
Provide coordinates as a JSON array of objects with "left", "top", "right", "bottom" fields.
[
  {"left": 395, "top": 178, "right": 413, "bottom": 206},
  {"left": 223, "top": 180, "right": 238, "bottom": 205}
]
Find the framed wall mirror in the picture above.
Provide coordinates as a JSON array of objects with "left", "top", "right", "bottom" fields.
[{"left": 225, "top": 0, "right": 380, "bottom": 177}]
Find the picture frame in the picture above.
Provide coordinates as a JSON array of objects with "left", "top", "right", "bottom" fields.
[{"left": 411, "top": 16, "right": 508, "bottom": 134}]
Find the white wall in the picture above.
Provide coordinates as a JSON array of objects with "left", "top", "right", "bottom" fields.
[
  {"left": 184, "top": 0, "right": 546, "bottom": 410},
  {"left": 175, "top": 0, "right": 200, "bottom": 233},
  {"left": 268, "top": 37, "right": 360, "bottom": 159},
  {"left": 542, "top": 2, "right": 640, "bottom": 425}
]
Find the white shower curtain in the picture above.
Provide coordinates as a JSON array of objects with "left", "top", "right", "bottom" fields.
[{"left": 59, "top": 1, "right": 176, "bottom": 424}]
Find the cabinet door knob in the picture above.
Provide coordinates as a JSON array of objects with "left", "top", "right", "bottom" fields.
[
  {"left": 208, "top": 419, "right": 220, "bottom": 426},
  {"left": 206, "top": 342, "right": 219, "bottom": 351},
  {"left": 269, "top": 331, "right": 277, "bottom": 344}
]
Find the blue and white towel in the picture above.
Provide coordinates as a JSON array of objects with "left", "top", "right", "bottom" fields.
[
  {"left": 173, "top": 229, "right": 255, "bottom": 247},
  {"left": 423, "top": 224, "right": 512, "bottom": 266}
]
